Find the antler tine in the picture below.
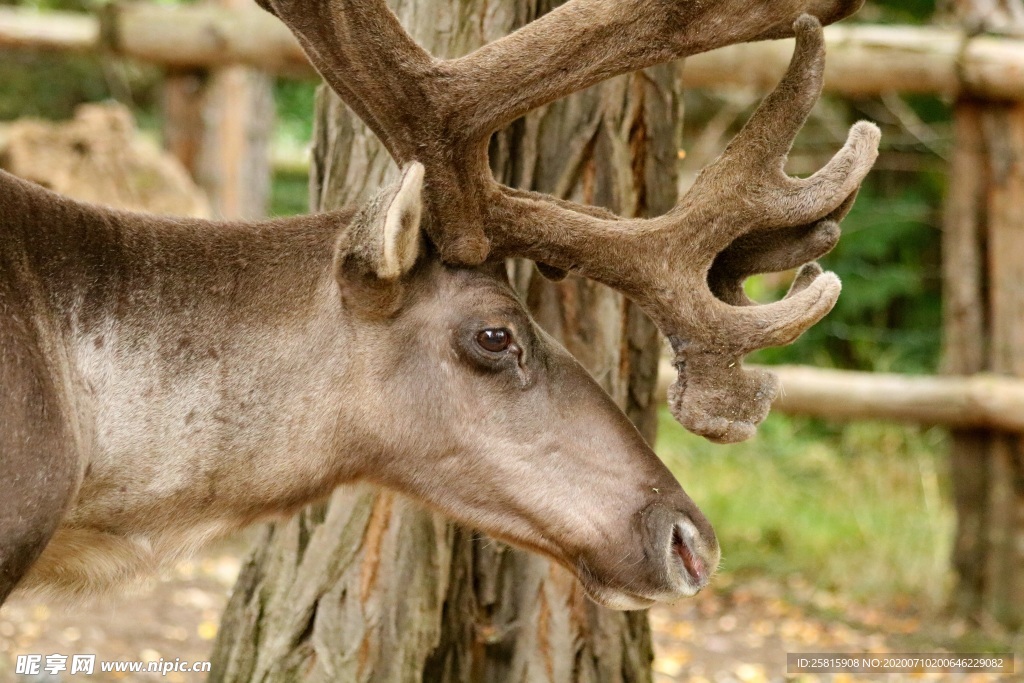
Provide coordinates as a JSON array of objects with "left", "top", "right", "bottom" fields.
[
  {"left": 680, "top": 17, "right": 878, "bottom": 253},
  {"left": 708, "top": 190, "right": 857, "bottom": 306},
  {"left": 723, "top": 269, "right": 842, "bottom": 352},
  {"left": 432, "top": 2, "right": 870, "bottom": 262},
  {"left": 712, "top": 14, "right": 827, "bottom": 167},
  {"left": 708, "top": 221, "right": 841, "bottom": 307}
]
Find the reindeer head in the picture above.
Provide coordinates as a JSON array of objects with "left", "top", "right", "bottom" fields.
[
  {"left": 264, "top": 0, "right": 879, "bottom": 608},
  {"left": 325, "top": 162, "right": 716, "bottom": 608}
]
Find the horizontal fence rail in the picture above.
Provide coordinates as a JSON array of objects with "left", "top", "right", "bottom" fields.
[
  {"left": 657, "top": 363, "right": 1024, "bottom": 432},
  {"left": 0, "top": 5, "right": 310, "bottom": 76},
  {"left": 684, "top": 24, "right": 1024, "bottom": 101},
  {"left": 3, "top": 6, "right": 1024, "bottom": 100}
]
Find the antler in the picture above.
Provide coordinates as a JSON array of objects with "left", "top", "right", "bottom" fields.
[{"left": 258, "top": 0, "right": 879, "bottom": 443}]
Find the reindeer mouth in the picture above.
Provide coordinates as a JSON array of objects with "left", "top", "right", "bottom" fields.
[
  {"left": 572, "top": 510, "right": 718, "bottom": 611},
  {"left": 672, "top": 523, "right": 708, "bottom": 588}
]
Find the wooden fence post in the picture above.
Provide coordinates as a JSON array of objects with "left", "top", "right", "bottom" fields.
[
  {"left": 943, "top": 0, "right": 1024, "bottom": 630},
  {"left": 160, "top": 0, "right": 274, "bottom": 219}
]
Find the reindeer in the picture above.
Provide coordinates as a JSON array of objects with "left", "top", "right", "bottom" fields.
[{"left": 0, "top": 0, "right": 878, "bottom": 610}]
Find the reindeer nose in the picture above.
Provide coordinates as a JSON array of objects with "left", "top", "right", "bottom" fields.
[
  {"left": 671, "top": 519, "right": 712, "bottom": 589},
  {"left": 643, "top": 502, "right": 720, "bottom": 596}
]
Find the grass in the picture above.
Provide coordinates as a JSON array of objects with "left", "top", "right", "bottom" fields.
[{"left": 656, "top": 411, "right": 955, "bottom": 609}]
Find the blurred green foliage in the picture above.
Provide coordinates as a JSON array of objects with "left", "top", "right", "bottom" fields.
[
  {"left": 273, "top": 80, "right": 316, "bottom": 148},
  {"left": 0, "top": 0, "right": 90, "bottom": 10},
  {"left": 862, "top": 0, "right": 939, "bottom": 23},
  {"left": 0, "top": 1, "right": 165, "bottom": 122},
  {"left": 271, "top": 170, "right": 310, "bottom": 216},
  {"left": 0, "top": 0, "right": 194, "bottom": 7},
  {"left": 268, "top": 80, "right": 316, "bottom": 215},
  {"left": 0, "top": 53, "right": 113, "bottom": 120},
  {"left": 658, "top": 408, "right": 954, "bottom": 606}
]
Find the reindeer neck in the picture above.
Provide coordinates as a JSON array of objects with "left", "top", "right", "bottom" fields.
[{"left": 1, "top": 170, "right": 369, "bottom": 528}]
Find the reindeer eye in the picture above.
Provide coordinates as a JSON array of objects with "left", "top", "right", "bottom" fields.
[{"left": 476, "top": 328, "right": 512, "bottom": 353}]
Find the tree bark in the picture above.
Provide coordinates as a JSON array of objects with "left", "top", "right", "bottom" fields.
[
  {"left": 943, "top": 0, "right": 1024, "bottom": 630},
  {"left": 208, "top": 1, "right": 681, "bottom": 680}
]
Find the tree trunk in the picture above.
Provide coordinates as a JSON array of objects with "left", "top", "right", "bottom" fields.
[
  {"left": 942, "top": 0, "right": 1024, "bottom": 631},
  {"left": 208, "top": 1, "right": 681, "bottom": 680}
]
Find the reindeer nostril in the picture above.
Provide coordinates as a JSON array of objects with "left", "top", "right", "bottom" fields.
[{"left": 672, "top": 525, "right": 707, "bottom": 586}]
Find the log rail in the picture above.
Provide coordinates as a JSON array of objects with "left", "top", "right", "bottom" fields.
[
  {"left": 657, "top": 364, "right": 1024, "bottom": 432},
  {"left": 3, "top": 5, "right": 1024, "bottom": 100}
]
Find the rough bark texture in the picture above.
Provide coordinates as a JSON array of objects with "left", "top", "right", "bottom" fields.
[
  {"left": 209, "top": 1, "right": 680, "bottom": 680},
  {"left": 943, "top": 0, "right": 1024, "bottom": 632}
]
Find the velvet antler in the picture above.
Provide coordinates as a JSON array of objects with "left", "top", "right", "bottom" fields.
[{"left": 256, "top": 0, "right": 879, "bottom": 442}]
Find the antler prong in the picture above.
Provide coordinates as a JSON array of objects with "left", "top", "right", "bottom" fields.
[
  {"left": 482, "top": 15, "right": 878, "bottom": 441},
  {"left": 259, "top": 0, "right": 435, "bottom": 162},
  {"left": 714, "top": 14, "right": 827, "bottom": 166},
  {"left": 443, "top": 2, "right": 864, "bottom": 143},
  {"left": 765, "top": 122, "right": 879, "bottom": 225},
  {"left": 724, "top": 269, "right": 841, "bottom": 351},
  {"left": 787, "top": 262, "right": 827, "bottom": 297},
  {"left": 708, "top": 221, "right": 840, "bottom": 306}
]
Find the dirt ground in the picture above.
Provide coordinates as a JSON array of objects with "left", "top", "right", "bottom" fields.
[{"left": 0, "top": 536, "right": 1019, "bottom": 683}]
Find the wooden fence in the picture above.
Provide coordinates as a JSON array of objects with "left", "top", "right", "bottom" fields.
[{"left": 5, "top": 3, "right": 1024, "bottom": 432}]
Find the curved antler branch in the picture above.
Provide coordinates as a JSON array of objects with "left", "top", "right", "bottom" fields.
[{"left": 483, "top": 17, "right": 880, "bottom": 443}]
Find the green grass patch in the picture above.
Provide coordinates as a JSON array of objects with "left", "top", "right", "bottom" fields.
[{"left": 657, "top": 411, "right": 954, "bottom": 608}]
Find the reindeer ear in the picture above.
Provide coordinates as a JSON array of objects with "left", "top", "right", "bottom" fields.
[
  {"left": 335, "top": 163, "right": 426, "bottom": 317},
  {"left": 377, "top": 162, "right": 424, "bottom": 279}
]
